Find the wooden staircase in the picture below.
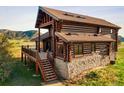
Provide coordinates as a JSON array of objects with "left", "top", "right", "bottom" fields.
[
  {"left": 36, "top": 52, "right": 58, "bottom": 82},
  {"left": 39, "top": 59, "right": 58, "bottom": 82},
  {"left": 21, "top": 46, "right": 58, "bottom": 82}
]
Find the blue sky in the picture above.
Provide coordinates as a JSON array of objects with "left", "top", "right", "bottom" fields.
[{"left": 0, "top": 6, "right": 124, "bottom": 36}]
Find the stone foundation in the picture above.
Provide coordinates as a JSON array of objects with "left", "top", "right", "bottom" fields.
[
  {"left": 55, "top": 52, "right": 115, "bottom": 79},
  {"left": 55, "top": 58, "right": 69, "bottom": 79}
]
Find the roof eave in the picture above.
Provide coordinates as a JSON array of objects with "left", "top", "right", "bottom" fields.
[
  {"left": 61, "top": 19, "right": 121, "bottom": 29},
  {"left": 39, "top": 6, "right": 59, "bottom": 21}
]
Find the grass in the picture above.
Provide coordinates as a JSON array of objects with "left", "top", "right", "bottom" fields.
[
  {"left": 0, "top": 61, "right": 41, "bottom": 86},
  {"left": 0, "top": 39, "right": 41, "bottom": 86},
  {"left": 9, "top": 39, "right": 35, "bottom": 58}
]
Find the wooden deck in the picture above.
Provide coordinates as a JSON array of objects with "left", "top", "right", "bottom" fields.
[{"left": 21, "top": 45, "right": 58, "bottom": 82}]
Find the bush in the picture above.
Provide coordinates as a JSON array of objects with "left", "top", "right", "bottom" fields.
[
  {"left": 77, "top": 67, "right": 117, "bottom": 86},
  {"left": 0, "top": 34, "right": 12, "bottom": 82}
]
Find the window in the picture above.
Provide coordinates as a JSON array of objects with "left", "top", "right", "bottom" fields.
[
  {"left": 83, "top": 43, "right": 92, "bottom": 54},
  {"left": 73, "top": 42, "right": 109, "bottom": 57},
  {"left": 74, "top": 44, "right": 83, "bottom": 55},
  {"left": 74, "top": 43, "right": 92, "bottom": 56}
]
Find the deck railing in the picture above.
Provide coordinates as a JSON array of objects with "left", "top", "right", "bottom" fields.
[{"left": 22, "top": 45, "right": 36, "bottom": 59}]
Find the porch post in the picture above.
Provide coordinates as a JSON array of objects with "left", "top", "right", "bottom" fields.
[
  {"left": 35, "top": 63, "right": 39, "bottom": 75},
  {"left": 35, "top": 41, "right": 37, "bottom": 50},
  {"left": 35, "top": 50, "right": 39, "bottom": 75},
  {"left": 68, "top": 43, "right": 72, "bottom": 62},
  {"left": 38, "top": 28, "right": 40, "bottom": 52},
  {"left": 21, "top": 45, "right": 24, "bottom": 62},
  {"left": 63, "top": 42, "right": 67, "bottom": 62}
]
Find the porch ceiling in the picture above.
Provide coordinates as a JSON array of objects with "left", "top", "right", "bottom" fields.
[
  {"left": 31, "top": 32, "right": 49, "bottom": 41},
  {"left": 55, "top": 32, "right": 115, "bottom": 43}
]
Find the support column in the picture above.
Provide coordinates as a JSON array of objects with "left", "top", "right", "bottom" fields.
[
  {"left": 35, "top": 50, "right": 39, "bottom": 75},
  {"left": 35, "top": 41, "right": 37, "bottom": 50},
  {"left": 68, "top": 44, "right": 72, "bottom": 62},
  {"left": 24, "top": 54, "right": 27, "bottom": 66},
  {"left": 38, "top": 28, "right": 40, "bottom": 52},
  {"left": 35, "top": 63, "right": 39, "bottom": 75},
  {"left": 21, "top": 45, "right": 24, "bottom": 62},
  {"left": 63, "top": 42, "right": 67, "bottom": 62},
  {"left": 115, "top": 29, "right": 118, "bottom": 51}
]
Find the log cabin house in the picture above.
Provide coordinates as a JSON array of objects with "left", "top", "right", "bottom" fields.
[{"left": 21, "top": 6, "right": 121, "bottom": 82}]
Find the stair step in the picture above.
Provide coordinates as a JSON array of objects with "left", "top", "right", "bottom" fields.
[
  {"left": 45, "top": 72, "right": 56, "bottom": 76},
  {"left": 46, "top": 77, "right": 57, "bottom": 82},
  {"left": 42, "top": 61, "right": 50, "bottom": 63},
  {"left": 40, "top": 63, "right": 51, "bottom": 66},
  {"left": 44, "top": 67, "right": 53, "bottom": 71},
  {"left": 43, "top": 65, "right": 52, "bottom": 68},
  {"left": 41, "top": 60, "right": 49, "bottom": 62},
  {"left": 46, "top": 75, "right": 56, "bottom": 79},
  {"left": 43, "top": 66, "right": 53, "bottom": 69},
  {"left": 44, "top": 70, "right": 55, "bottom": 74},
  {"left": 42, "top": 63, "right": 51, "bottom": 66},
  {"left": 40, "top": 62, "right": 51, "bottom": 65}
]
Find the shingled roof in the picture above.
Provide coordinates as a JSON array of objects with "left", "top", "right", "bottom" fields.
[
  {"left": 35, "top": 6, "right": 121, "bottom": 29},
  {"left": 55, "top": 32, "right": 115, "bottom": 42}
]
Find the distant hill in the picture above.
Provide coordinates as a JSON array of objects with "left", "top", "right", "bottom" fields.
[
  {"left": 0, "top": 29, "right": 37, "bottom": 39},
  {"left": 118, "top": 35, "right": 124, "bottom": 42}
]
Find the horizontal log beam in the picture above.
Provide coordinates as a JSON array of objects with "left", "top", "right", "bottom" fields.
[{"left": 39, "top": 21, "right": 53, "bottom": 28}]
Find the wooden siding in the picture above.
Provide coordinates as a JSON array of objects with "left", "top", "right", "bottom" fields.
[
  {"left": 95, "top": 43, "right": 109, "bottom": 55},
  {"left": 70, "top": 42, "right": 110, "bottom": 59},
  {"left": 61, "top": 24, "right": 97, "bottom": 33},
  {"left": 83, "top": 43, "right": 92, "bottom": 54},
  {"left": 101, "top": 27, "right": 111, "bottom": 34}
]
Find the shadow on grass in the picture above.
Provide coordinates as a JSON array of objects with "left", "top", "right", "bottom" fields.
[{"left": 0, "top": 58, "right": 42, "bottom": 86}]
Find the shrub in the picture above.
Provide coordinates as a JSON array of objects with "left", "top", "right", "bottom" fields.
[{"left": 0, "top": 34, "right": 12, "bottom": 82}]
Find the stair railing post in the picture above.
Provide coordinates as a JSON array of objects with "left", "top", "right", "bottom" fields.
[
  {"left": 21, "top": 45, "right": 24, "bottom": 62},
  {"left": 36, "top": 50, "right": 39, "bottom": 75}
]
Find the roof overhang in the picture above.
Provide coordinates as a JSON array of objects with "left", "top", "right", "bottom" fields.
[
  {"left": 55, "top": 32, "right": 115, "bottom": 43},
  {"left": 31, "top": 32, "right": 50, "bottom": 41}
]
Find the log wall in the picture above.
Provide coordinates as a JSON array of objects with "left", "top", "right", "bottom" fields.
[{"left": 61, "top": 24, "right": 97, "bottom": 33}]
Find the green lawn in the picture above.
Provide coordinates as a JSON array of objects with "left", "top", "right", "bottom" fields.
[
  {"left": 0, "top": 60, "right": 42, "bottom": 86},
  {"left": 0, "top": 39, "right": 42, "bottom": 86}
]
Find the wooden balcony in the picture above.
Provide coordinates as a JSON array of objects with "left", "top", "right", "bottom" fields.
[{"left": 21, "top": 45, "right": 57, "bottom": 82}]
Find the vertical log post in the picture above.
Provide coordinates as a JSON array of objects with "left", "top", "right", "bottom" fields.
[
  {"left": 68, "top": 44, "right": 72, "bottom": 62},
  {"left": 21, "top": 45, "right": 24, "bottom": 62},
  {"left": 24, "top": 53, "right": 27, "bottom": 66},
  {"left": 35, "top": 50, "right": 39, "bottom": 75},
  {"left": 38, "top": 28, "right": 40, "bottom": 52},
  {"left": 115, "top": 29, "right": 118, "bottom": 51},
  {"left": 27, "top": 45, "right": 30, "bottom": 68},
  {"left": 35, "top": 41, "right": 37, "bottom": 50},
  {"left": 63, "top": 42, "right": 66, "bottom": 62}
]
